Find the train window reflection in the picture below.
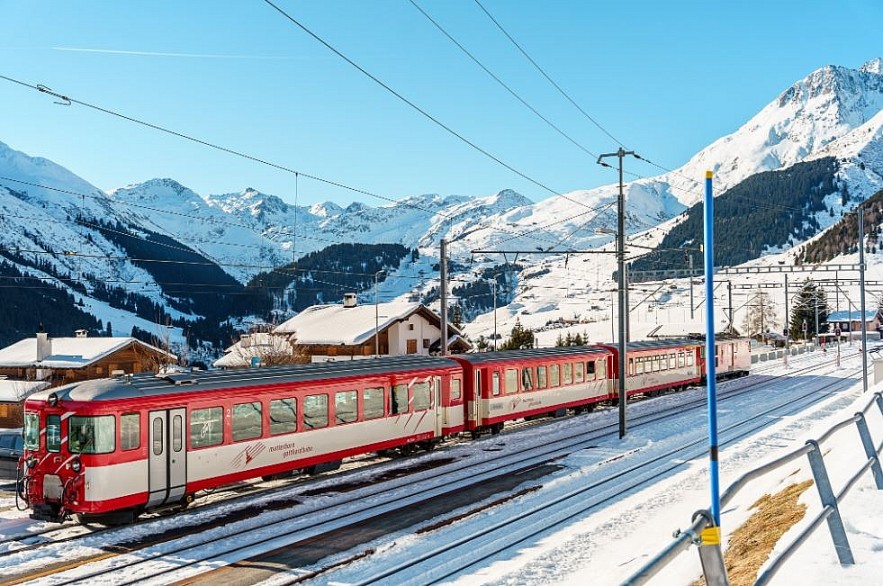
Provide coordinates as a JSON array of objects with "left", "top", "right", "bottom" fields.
[
  {"left": 233, "top": 402, "right": 263, "bottom": 441},
  {"left": 363, "top": 387, "right": 384, "bottom": 419},
  {"left": 413, "top": 382, "right": 431, "bottom": 410},
  {"left": 70, "top": 415, "right": 115, "bottom": 454},
  {"left": 190, "top": 407, "right": 223, "bottom": 448},
  {"left": 270, "top": 398, "right": 297, "bottom": 435},
  {"left": 47, "top": 414, "right": 61, "bottom": 452},
  {"left": 505, "top": 368, "right": 518, "bottom": 394},
  {"left": 550, "top": 365, "right": 560, "bottom": 387},
  {"left": 24, "top": 412, "right": 40, "bottom": 449},
  {"left": 574, "top": 362, "right": 585, "bottom": 383},
  {"left": 392, "top": 384, "right": 410, "bottom": 414},
  {"left": 121, "top": 413, "right": 140, "bottom": 451},
  {"left": 537, "top": 366, "right": 547, "bottom": 388},
  {"left": 335, "top": 391, "right": 358, "bottom": 424},
  {"left": 304, "top": 394, "right": 329, "bottom": 429}
]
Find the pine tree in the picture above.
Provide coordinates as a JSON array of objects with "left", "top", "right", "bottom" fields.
[
  {"left": 501, "top": 318, "right": 535, "bottom": 350},
  {"left": 789, "top": 280, "right": 829, "bottom": 341}
]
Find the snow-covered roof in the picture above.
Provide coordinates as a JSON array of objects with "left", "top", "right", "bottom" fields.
[
  {"left": 0, "top": 336, "right": 175, "bottom": 369},
  {"left": 273, "top": 302, "right": 447, "bottom": 345},
  {"left": 213, "top": 333, "right": 293, "bottom": 369},
  {"left": 0, "top": 379, "right": 50, "bottom": 403},
  {"left": 828, "top": 310, "right": 879, "bottom": 322}
]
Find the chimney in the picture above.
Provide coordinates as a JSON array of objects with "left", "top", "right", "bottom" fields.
[
  {"left": 240, "top": 334, "right": 251, "bottom": 348},
  {"left": 343, "top": 293, "right": 358, "bottom": 308},
  {"left": 36, "top": 326, "right": 52, "bottom": 361}
]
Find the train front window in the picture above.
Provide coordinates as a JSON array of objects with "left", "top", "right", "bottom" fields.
[
  {"left": 47, "top": 415, "right": 61, "bottom": 452},
  {"left": 69, "top": 415, "right": 115, "bottom": 454},
  {"left": 24, "top": 412, "right": 40, "bottom": 449}
]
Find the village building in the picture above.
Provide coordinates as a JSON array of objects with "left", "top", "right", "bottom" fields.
[
  {"left": 213, "top": 295, "right": 470, "bottom": 368},
  {"left": 0, "top": 328, "right": 177, "bottom": 426},
  {"left": 826, "top": 309, "right": 883, "bottom": 336}
]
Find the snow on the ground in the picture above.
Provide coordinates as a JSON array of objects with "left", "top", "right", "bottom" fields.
[{"left": 2, "top": 348, "right": 881, "bottom": 585}]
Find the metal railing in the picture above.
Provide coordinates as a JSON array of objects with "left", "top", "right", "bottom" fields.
[{"left": 622, "top": 391, "right": 883, "bottom": 586}]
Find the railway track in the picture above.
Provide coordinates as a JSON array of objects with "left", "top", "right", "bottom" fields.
[{"left": 0, "top": 349, "right": 851, "bottom": 585}]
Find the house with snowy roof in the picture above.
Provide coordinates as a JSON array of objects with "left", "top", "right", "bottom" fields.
[
  {"left": 826, "top": 309, "right": 882, "bottom": 335},
  {"left": 0, "top": 328, "right": 177, "bottom": 385},
  {"left": 213, "top": 294, "right": 470, "bottom": 368}
]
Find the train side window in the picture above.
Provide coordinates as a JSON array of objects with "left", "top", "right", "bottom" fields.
[
  {"left": 597, "top": 360, "right": 607, "bottom": 379},
  {"left": 363, "top": 387, "right": 385, "bottom": 419},
  {"left": 492, "top": 372, "right": 501, "bottom": 396},
  {"left": 505, "top": 368, "right": 519, "bottom": 394},
  {"left": 550, "top": 365, "right": 560, "bottom": 387},
  {"left": 660, "top": 356, "right": 668, "bottom": 371},
  {"left": 450, "top": 379, "right": 462, "bottom": 401},
  {"left": 233, "top": 402, "right": 263, "bottom": 441},
  {"left": 152, "top": 418, "right": 163, "bottom": 456},
  {"left": 270, "top": 398, "right": 297, "bottom": 435},
  {"left": 413, "top": 381, "right": 432, "bottom": 410},
  {"left": 574, "top": 362, "right": 584, "bottom": 383},
  {"left": 304, "top": 394, "right": 329, "bottom": 429},
  {"left": 654, "top": 357, "right": 661, "bottom": 372},
  {"left": 172, "top": 415, "right": 183, "bottom": 452},
  {"left": 522, "top": 368, "right": 534, "bottom": 391},
  {"left": 586, "top": 361, "right": 595, "bottom": 381},
  {"left": 70, "top": 416, "right": 115, "bottom": 454},
  {"left": 562, "top": 363, "right": 573, "bottom": 384},
  {"left": 190, "top": 407, "right": 224, "bottom": 448},
  {"left": 392, "top": 384, "right": 410, "bottom": 414},
  {"left": 536, "top": 366, "right": 547, "bottom": 388},
  {"left": 669, "top": 354, "right": 676, "bottom": 369},
  {"left": 335, "top": 390, "right": 358, "bottom": 424},
  {"left": 629, "top": 358, "right": 635, "bottom": 376},
  {"left": 474, "top": 371, "right": 482, "bottom": 398},
  {"left": 687, "top": 353, "right": 694, "bottom": 366},
  {"left": 47, "top": 414, "right": 61, "bottom": 452},
  {"left": 24, "top": 412, "right": 40, "bottom": 449},
  {"left": 121, "top": 413, "right": 140, "bottom": 451},
  {"left": 636, "top": 359, "right": 644, "bottom": 374},
  {"left": 678, "top": 352, "right": 686, "bottom": 368}
]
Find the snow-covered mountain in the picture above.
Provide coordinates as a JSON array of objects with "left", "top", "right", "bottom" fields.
[{"left": 2, "top": 58, "right": 883, "bottom": 355}]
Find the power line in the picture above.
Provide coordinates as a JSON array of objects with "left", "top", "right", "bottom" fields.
[
  {"left": 261, "top": 0, "right": 582, "bottom": 203},
  {"left": 409, "top": 0, "right": 598, "bottom": 160},
  {"left": 472, "top": 0, "right": 626, "bottom": 149}
]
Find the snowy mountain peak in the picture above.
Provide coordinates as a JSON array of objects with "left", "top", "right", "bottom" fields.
[
  {"left": 861, "top": 58, "right": 883, "bottom": 74},
  {"left": 309, "top": 201, "right": 344, "bottom": 218}
]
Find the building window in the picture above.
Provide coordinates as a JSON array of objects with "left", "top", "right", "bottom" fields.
[
  {"left": 423, "top": 338, "right": 431, "bottom": 348},
  {"left": 408, "top": 323, "right": 415, "bottom": 330}
]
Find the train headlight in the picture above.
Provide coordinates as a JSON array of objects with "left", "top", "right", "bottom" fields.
[
  {"left": 71, "top": 458, "right": 82, "bottom": 473},
  {"left": 47, "top": 392, "right": 59, "bottom": 407},
  {"left": 27, "top": 456, "right": 37, "bottom": 469}
]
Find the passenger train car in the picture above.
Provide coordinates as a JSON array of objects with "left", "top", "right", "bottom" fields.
[{"left": 17, "top": 338, "right": 749, "bottom": 523}]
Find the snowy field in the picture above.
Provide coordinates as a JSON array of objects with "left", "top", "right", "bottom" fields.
[{"left": 1, "top": 347, "right": 880, "bottom": 586}]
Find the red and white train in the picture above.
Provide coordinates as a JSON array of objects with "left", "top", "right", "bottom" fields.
[{"left": 18, "top": 337, "right": 749, "bottom": 523}]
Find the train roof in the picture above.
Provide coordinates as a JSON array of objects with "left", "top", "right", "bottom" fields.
[
  {"left": 26, "top": 355, "right": 460, "bottom": 404},
  {"left": 594, "top": 339, "right": 701, "bottom": 352},
  {"left": 448, "top": 346, "right": 611, "bottom": 366}
]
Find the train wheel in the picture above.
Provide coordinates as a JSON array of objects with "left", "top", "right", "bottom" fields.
[
  {"left": 470, "top": 430, "right": 481, "bottom": 440},
  {"left": 419, "top": 440, "right": 436, "bottom": 452},
  {"left": 490, "top": 423, "right": 503, "bottom": 435},
  {"left": 399, "top": 443, "right": 418, "bottom": 456}
]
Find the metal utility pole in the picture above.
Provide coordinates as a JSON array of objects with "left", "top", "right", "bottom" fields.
[
  {"left": 858, "top": 206, "right": 869, "bottom": 391},
  {"left": 598, "top": 147, "right": 639, "bottom": 439},
  {"left": 784, "top": 273, "right": 789, "bottom": 367},
  {"left": 727, "top": 281, "right": 733, "bottom": 334},
  {"left": 440, "top": 238, "right": 449, "bottom": 357},
  {"left": 688, "top": 252, "right": 695, "bottom": 319},
  {"left": 374, "top": 269, "right": 386, "bottom": 358}
]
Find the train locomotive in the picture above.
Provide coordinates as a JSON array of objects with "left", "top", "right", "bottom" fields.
[{"left": 17, "top": 337, "right": 749, "bottom": 524}]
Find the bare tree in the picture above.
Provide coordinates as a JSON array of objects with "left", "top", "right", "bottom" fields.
[
  {"left": 742, "top": 291, "right": 778, "bottom": 340},
  {"left": 221, "top": 333, "right": 308, "bottom": 367}
]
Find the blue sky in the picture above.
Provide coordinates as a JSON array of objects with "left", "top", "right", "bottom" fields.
[{"left": 1, "top": 0, "right": 881, "bottom": 207}]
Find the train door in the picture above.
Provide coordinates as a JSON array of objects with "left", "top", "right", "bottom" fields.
[
  {"left": 472, "top": 369, "right": 482, "bottom": 424},
  {"left": 434, "top": 376, "right": 443, "bottom": 435},
  {"left": 147, "top": 408, "right": 186, "bottom": 508}
]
